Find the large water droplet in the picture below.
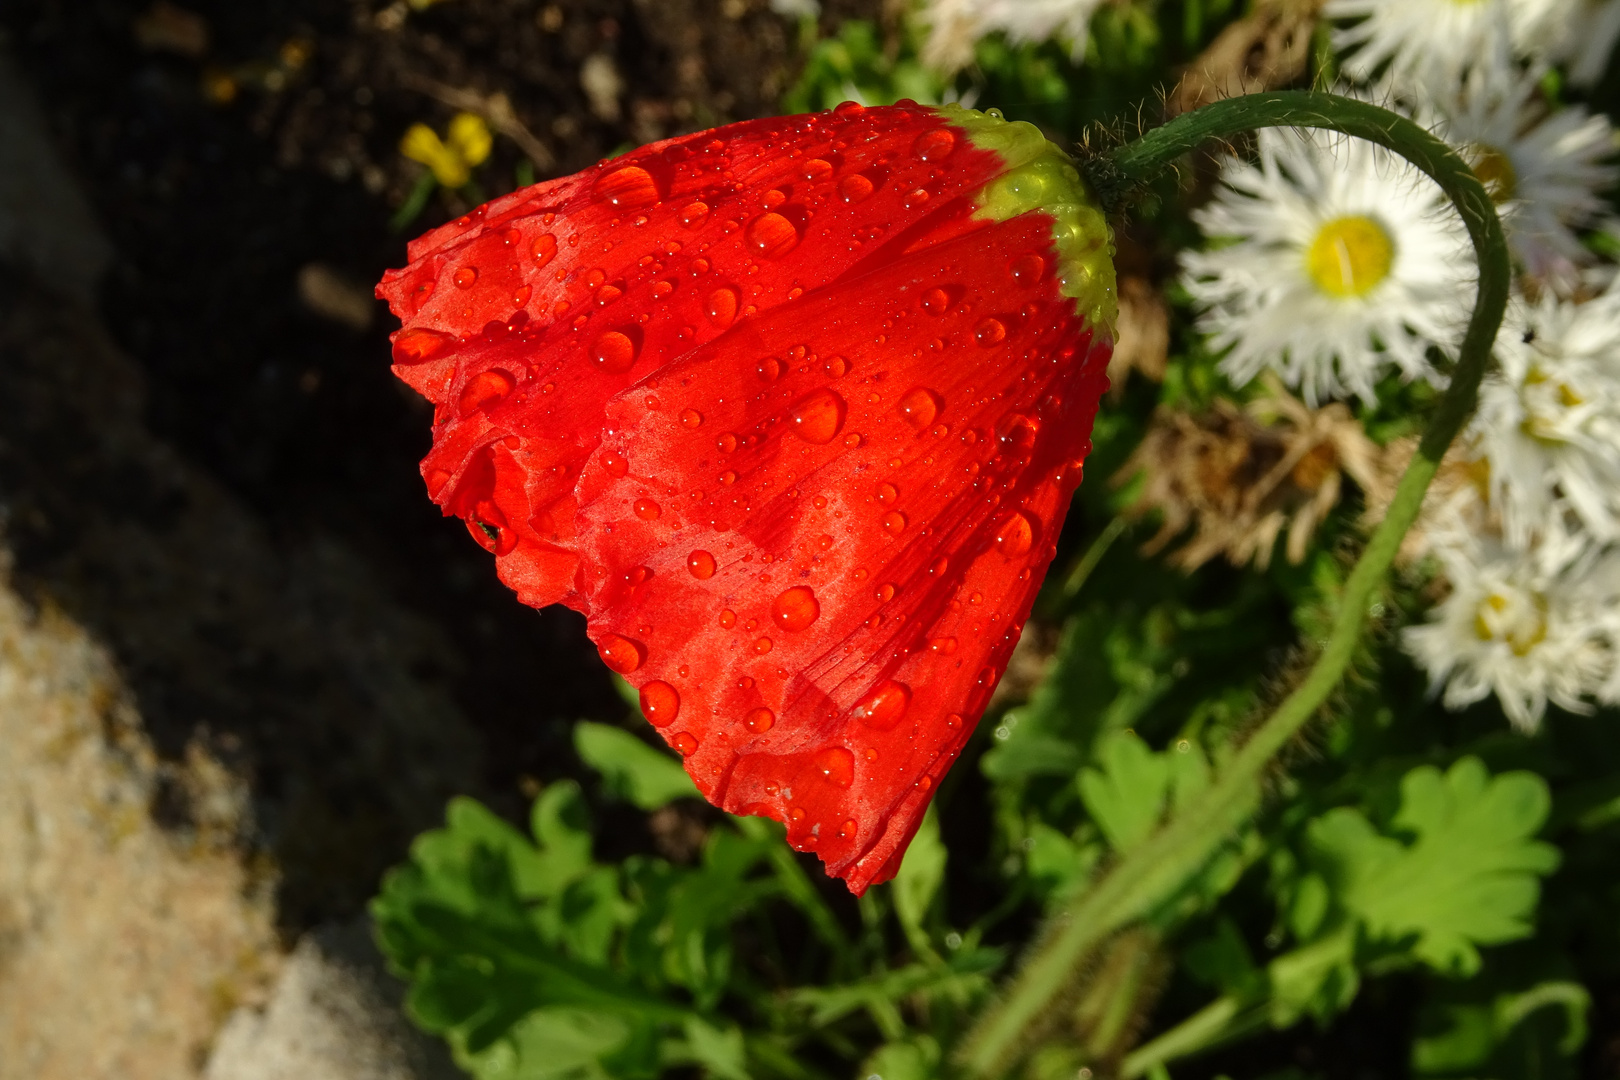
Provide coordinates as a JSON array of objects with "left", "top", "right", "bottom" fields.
[
  {"left": 640, "top": 681, "right": 680, "bottom": 727},
  {"left": 772, "top": 586, "right": 820, "bottom": 632},
  {"left": 672, "top": 731, "right": 699, "bottom": 756},
  {"left": 852, "top": 680, "right": 911, "bottom": 730},
  {"left": 788, "top": 389, "right": 847, "bottom": 444},
  {"left": 994, "top": 511, "right": 1035, "bottom": 557},
  {"left": 598, "top": 634, "right": 645, "bottom": 674},
  {"left": 719, "top": 608, "right": 737, "bottom": 628},
  {"left": 875, "top": 483, "right": 898, "bottom": 505},
  {"left": 531, "top": 234, "right": 558, "bottom": 267},
  {"left": 679, "top": 201, "right": 710, "bottom": 227},
  {"left": 747, "top": 213, "right": 799, "bottom": 258},
  {"left": 757, "top": 357, "right": 782, "bottom": 382},
  {"left": 706, "top": 287, "right": 739, "bottom": 327},
  {"left": 751, "top": 636, "right": 773, "bottom": 655},
  {"left": 687, "top": 550, "right": 716, "bottom": 579},
  {"left": 997, "top": 413, "right": 1039, "bottom": 451},
  {"left": 593, "top": 331, "right": 638, "bottom": 372},
  {"left": 814, "top": 746, "right": 855, "bottom": 787},
  {"left": 839, "top": 173, "right": 874, "bottom": 203},
  {"left": 912, "top": 127, "right": 956, "bottom": 161},
  {"left": 745, "top": 707, "right": 775, "bottom": 733},
  {"left": 975, "top": 318, "right": 1006, "bottom": 346},
  {"left": 595, "top": 164, "right": 660, "bottom": 208},
  {"left": 634, "top": 498, "right": 662, "bottom": 521},
  {"left": 453, "top": 266, "right": 478, "bottom": 289},
  {"left": 882, "top": 511, "right": 907, "bottom": 536},
  {"left": 716, "top": 432, "right": 738, "bottom": 453},
  {"left": 801, "top": 158, "right": 833, "bottom": 181},
  {"left": 1011, "top": 253, "right": 1045, "bottom": 284},
  {"left": 458, "top": 369, "right": 515, "bottom": 415},
  {"left": 391, "top": 327, "right": 455, "bottom": 365},
  {"left": 681, "top": 409, "right": 704, "bottom": 429},
  {"left": 921, "top": 287, "right": 950, "bottom": 314}
]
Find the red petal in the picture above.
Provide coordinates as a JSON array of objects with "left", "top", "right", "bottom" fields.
[
  {"left": 572, "top": 211, "right": 1111, "bottom": 893},
  {"left": 378, "top": 103, "right": 1012, "bottom": 609}
]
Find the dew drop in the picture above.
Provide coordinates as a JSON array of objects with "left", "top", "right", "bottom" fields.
[
  {"left": 945, "top": 713, "right": 963, "bottom": 729},
  {"left": 719, "top": 608, "right": 737, "bottom": 628},
  {"left": 837, "top": 819, "right": 858, "bottom": 840},
  {"left": 994, "top": 511, "right": 1035, "bottom": 557},
  {"left": 686, "top": 549, "right": 717, "bottom": 579},
  {"left": 681, "top": 408, "right": 704, "bottom": 429},
  {"left": 875, "top": 483, "right": 899, "bottom": 505},
  {"left": 839, "top": 173, "right": 874, "bottom": 203},
  {"left": 598, "top": 634, "right": 645, "bottom": 674},
  {"left": 897, "top": 387, "right": 943, "bottom": 431},
  {"left": 772, "top": 585, "right": 820, "bottom": 632},
  {"left": 800, "top": 158, "right": 833, "bottom": 181},
  {"left": 875, "top": 582, "right": 896, "bottom": 602},
  {"left": 595, "top": 164, "right": 660, "bottom": 208},
  {"left": 882, "top": 511, "right": 907, "bottom": 536},
  {"left": 975, "top": 318, "right": 1007, "bottom": 346},
  {"left": 903, "top": 188, "right": 930, "bottom": 209},
  {"left": 531, "top": 234, "right": 558, "bottom": 266},
  {"left": 651, "top": 279, "right": 675, "bottom": 299},
  {"left": 997, "top": 413, "right": 1039, "bottom": 451},
  {"left": 757, "top": 357, "right": 782, "bottom": 382},
  {"left": 601, "top": 450, "right": 629, "bottom": 477},
  {"left": 1011, "top": 253, "right": 1046, "bottom": 284},
  {"left": 639, "top": 681, "right": 681, "bottom": 727},
  {"left": 679, "top": 201, "right": 710, "bottom": 227},
  {"left": 825, "top": 355, "right": 849, "bottom": 377},
  {"left": 634, "top": 498, "right": 662, "bottom": 521},
  {"left": 706, "top": 287, "right": 739, "bottom": 327},
  {"left": 593, "top": 331, "right": 638, "bottom": 372},
  {"left": 453, "top": 266, "right": 478, "bottom": 289},
  {"left": 745, "top": 707, "right": 776, "bottom": 733},
  {"left": 751, "top": 636, "right": 774, "bottom": 655},
  {"left": 788, "top": 388, "right": 847, "bottom": 444},
  {"left": 747, "top": 213, "right": 800, "bottom": 258},
  {"left": 834, "top": 99, "right": 866, "bottom": 116},
  {"left": 916, "top": 774, "right": 934, "bottom": 791},
  {"left": 789, "top": 806, "right": 806, "bottom": 822},
  {"left": 458, "top": 369, "right": 515, "bottom": 415},
  {"left": 814, "top": 746, "right": 855, "bottom": 787},
  {"left": 716, "top": 432, "right": 738, "bottom": 453},
  {"left": 719, "top": 470, "right": 737, "bottom": 485},
  {"left": 852, "top": 681, "right": 911, "bottom": 730},
  {"left": 929, "top": 636, "right": 958, "bottom": 655},
  {"left": 672, "top": 731, "right": 699, "bottom": 756},
  {"left": 596, "top": 283, "right": 623, "bottom": 306},
  {"left": 912, "top": 127, "right": 957, "bottom": 162},
  {"left": 921, "top": 287, "right": 950, "bottom": 314}
]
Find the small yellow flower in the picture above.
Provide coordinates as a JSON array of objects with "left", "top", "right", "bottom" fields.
[{"left": 399, "top": 112, "right": 493, "bottom": 188}]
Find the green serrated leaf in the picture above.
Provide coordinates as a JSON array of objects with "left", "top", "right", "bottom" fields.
[
  {"left": 1079, "top": 731, "right": 1172, "bottom": 852},
  {"left": 679, "top": 1016, "right": 750, "bottom": 1080},
  {"left": 574, "top": 721, "right": 699, "bottom": 811}
]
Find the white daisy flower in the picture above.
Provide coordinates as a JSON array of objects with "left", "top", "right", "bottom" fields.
[
  {"left": 1427, "top": 67, "right": 1618, "bottom": 292},
  {"left": 1403, "top": 517, "right": 1617, "bottom": 731},
  {"left": 1326, "top": 0, "right": 1565, "bottom": 89},
  {"left": 1182, "top": 126, "right": 1473, "bottom": 406},
  {"left": 1466, "top": 285, "right": 1620, "bottom": 545},
  {"left": 1549, "top": 0, "right": 1620, "bottom": 86},
  {"left": 920, "top": 0, "right": 1105, "bottom": 72}
]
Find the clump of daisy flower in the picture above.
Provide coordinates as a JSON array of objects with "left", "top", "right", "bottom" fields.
[
  {"left": 1325, "top": 0, "right": 1566, "bottom": 90},
  {"left": 1403, "top": 516, "right": 1620, "bottom": 731},
  {"left": 1427, "top": 66, "right": 1619, "bottom": 292},
  {"left": 1464, "top": 284, "right": 1620, "bottom": 547},
  {"left": 1182, "top": 125, "right": 1474, "bottom": 405},
  {"left": 920, "top": 0, "right": 1105, "bottom": 72},
  {"left": 1117, "top": 376, "right": 1392, "bottom": 570}
]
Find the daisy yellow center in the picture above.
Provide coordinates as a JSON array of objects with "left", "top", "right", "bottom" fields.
[
  {"left": 1518, "top": 365, "right": 1584, "bottom": 444},
  {"left": 1304, "top": 216, "right": 1394, "bottom": 298},
  {"left": 1469, "top": 143, "right": 1518, "bottom": 202},
  {"left": 1473, "top": 590, "right": 1549, "bottom": 657}
]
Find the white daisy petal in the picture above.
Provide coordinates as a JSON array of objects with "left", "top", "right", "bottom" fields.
[
  {"left": 1549, "top": 0, "right": 1620, "bottom": 86},
  {"left": 920, "top": 0, "right": 1104, "bottom": 71},
  {"left": 1402, "top": 515, "right": 1618, "bottom": 731},
  {"left": 1182, "top": 126, "right": 1474, "bottom": 405},
  {"left": 1327, "top": 0, "right": 1566, "bottom": 88}
]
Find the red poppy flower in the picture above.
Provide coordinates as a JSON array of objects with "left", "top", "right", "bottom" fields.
[{"left": 377, "top": 101, "right": 1117, "bottom": 894}]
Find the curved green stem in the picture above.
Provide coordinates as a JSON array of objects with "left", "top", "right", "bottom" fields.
[{"left": 957, "top": 91, "right": 1510, "bottom": 1077}]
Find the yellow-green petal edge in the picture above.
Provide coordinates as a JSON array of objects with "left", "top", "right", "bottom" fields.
[{"left": 935, "top": 103, "right": 1118, "bottom": 338}]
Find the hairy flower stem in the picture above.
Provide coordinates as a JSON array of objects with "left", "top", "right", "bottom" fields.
[{"left": 958, "top": 91, "right": 1510, "bottom": 1078}]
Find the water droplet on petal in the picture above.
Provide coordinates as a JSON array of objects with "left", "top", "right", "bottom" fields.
[
  {"left": 904, "top": 188, "right": 930, "bottom": 209},
  {"left": 601, "top": 450, "right": 629, "bottom": 477},
  {"left": 916, "top": 774, "right": 934, "bottom": 791},
  {"left": 681, "top": 408, "right": 704, "bottom": 429},
  {"left": 800, "top": 158, "right": 833, "bottom": 181},
  {"left": 598, "top": 634, "right": 645, "bottom": 674},
  {"left": 747, "top": 212, "right": 799, "bottom": 258},
  {"left": 640, "top": 681, "right": 680, "bottom": 727},
  {"left": 1012, "top": 253, "right": 1046, "bottom": 283},
  {"left": 837, "top": 818, "right": 858, "bottom": 839},
  {"left": 453, "top": 266, "right": 478, "bottom": 289},
  {"left": 651, "top": 279, "right": 675, "bottom": 299},
  {"left": 834, "top": 100, "right": 866, "bottom": 117},
  {"left": 634, "top": 498, "right": 661, "bottom": 520},
  {"left": 852, "top": 681, "right": 911, "bottom": 730},
  {"left": 975, "top": 318, "right": 1006, "bottom": 346},
  {"left": 994, "top": 511, "right": 1036, "bottom": 557},
  {"left": 719, "top": 608, "right": 737, "bottom": 628},
  {"left": 751, "top": 636, "right": 773, "bottom": 655},
  {"left": 531, "top": 234, "right": 558, "bottom": 266},
  {"left": 945, "top": 713, "right": 963, "bottom": 729},
  {"left": 839, "top": 173, "right": 874, "bottom": 203},
  {"left": 757, "top": 357, "right": 782, "bottom": 382},
  {"left": 458, "top": 369, "right": 515, "bottom": 415},
  {"left": 997, "top": 413, "right": 1039, "bottom": 451},
  {"left": 897, "top": 387, "right": 943, "bottom": 431},
  {"left": 882, "top": 511, "right": 907, "bottom": 535},
  {"left": 788, "top": 389, "right": 847, "bottom": 444},
  {"left": 593, "top": 331, "right": 638, "bottom": 372},
  {"left": 875, "top": 483, "right": 898, "bottom": 505},
  {"left": 687, "top": 550, "right": 716, "bottom": 579},
  {"left": 716, "top": 432, "right": 738, "bottom": 453},
  {"left": 929, "top": 636, "right": 958, "bottom": 655},
  {"left": 814, "top": 746, "right": 855, "bottom": 787},
  {"left": 921, "top": 287, "right": 950, "bottom": 314},
  {"left": 745, "top": 707, "right": 775, "bottom": 733},
  {"left": 913, "top": 127, "right": 957, "bottom": 161},
  {"left": 772, "top": 586, "right": 820, "bottom": 632},
  {"left": 679, "top": 201, "right": 710, "bottom": 227},
  {"left": 706, "top": 287, "right": 739, "bottom": 327},
  {"left": 595, "top": 164, "right": 659, "bottom": 208},
  {"left": 672, "top": 731, "right": 699, "bottom": 755}
]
